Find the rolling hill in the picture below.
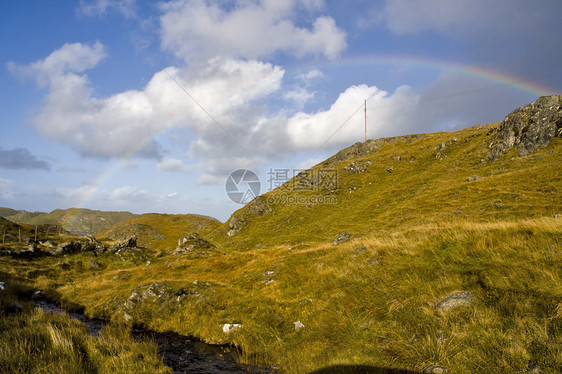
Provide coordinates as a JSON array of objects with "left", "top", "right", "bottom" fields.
[
  {"left": 98, "top": 213, "right": 221, "bottom": 250},
  {"left": 210, "top": 95, "right": 561, "bottom": 251},
  {"left": 1, "top": 95, "right": 560, "bottom": 373}
]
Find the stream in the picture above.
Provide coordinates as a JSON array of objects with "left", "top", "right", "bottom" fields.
[{"left": 33, "top": 300, "right": 274, "bottom": 374}]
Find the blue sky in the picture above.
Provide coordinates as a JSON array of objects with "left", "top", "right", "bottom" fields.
[{"left": 1, "top": 0, "right": 561, "bottom": 221}]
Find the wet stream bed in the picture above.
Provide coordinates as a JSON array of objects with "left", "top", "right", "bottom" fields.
[{"left": 34, "top": 300, "right": 274, "bottom": 374}]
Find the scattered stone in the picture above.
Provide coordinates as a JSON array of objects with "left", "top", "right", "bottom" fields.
[
  {"left": 423, "top": 365, "right": 448, "bottom": 374},
  {"left": 85, "top": 234, "right": 101, "bottom": 243},
  {"left": 40, "top": 240, "right": 56, "bottom": 248},
  {"left": 52, "top": 241, "right": 82, "bottom": 256},
  {"left": 174, "top": 233, "right": 218, "bottom": 257},
  {"left": 435, "top": 291, "right": 475, "bottom": 311},
  {"left": 555, "top": 214, "right": 561, "bottom": 219},
  {"left": 88, "top": 260, "right": 102, "bottom": 268},
  {"left": 354, "top": 246, "right": 367, "bottom": 256},
  {"left": 124, "top": 290, "right": 142, "bottom": 309},
  {"left": 466, "top": 176, "right": 481, "bottom": 182},
  {"left": 32, "top": 290, "right": 46, "bottom": 300},
  {"left": 109, "top": 235, "right": 138, "bottom": 252},
  {"left": 123, "top": 312, "right": 132, "bottom": 323},
  {"left": 264, "top": 279, "right": 276, "bottom": 286},
  {"left": 386, "top": 166, "right": 394, "bottom": 173},
  {"left": 293, "top": 321, "right": 305, "bottom": 331},
  {"left": 0, "top": 282, "right": 4, "bottom": 291},
  {"left": 142, "top": 282, "right": 166, "bottom": 301},
  {"left": 263, "top": 270, "right": 275, "bottom": 277},
  {"left": 5, "top": 302, "right": 24, "bottom": 315},
  {"left": 222, "top": 324, "right": 242, "bottom": 333},
  {"left": 333, "top": 232, "right": 351, "bottom": 246},
  {"left": 344, "top": 161, "right": 371, "bottom": 174}
]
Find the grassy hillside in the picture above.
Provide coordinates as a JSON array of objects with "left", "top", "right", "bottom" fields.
[
  {"left": 0, "top": 96, "right": 560, "bottom": 373},
  {"left": 1, "top": 208, "right": 135, "bottom": 235},
  {"left": 98, "top": 213, "right": 221, "bottom": 250},
  {"left": 0, "top": 272, "right": 170, "bottom": 374},
  {"left": 2, "top": 218, "right": 559, "bottom": 373},
  {"left": 211, "top": 122, "right": 561, "bottom": 251}
]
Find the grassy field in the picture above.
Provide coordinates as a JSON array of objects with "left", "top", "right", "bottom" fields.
[
  {"left": 0, "top": 273, "right": 170, "bottom": 374},
  {"left": 0, "top": 107, "right": 560, "bottom": 372},
  {"left": 1, "top": 217, "right": 560, "bottom": 373}
]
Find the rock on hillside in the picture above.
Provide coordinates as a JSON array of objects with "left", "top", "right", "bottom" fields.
[
  {"left": 211, "top": 95, "right": 562, "bottom": 251},
  {"left": 488, "top": 95, "right": 562, "bottom": 160}
]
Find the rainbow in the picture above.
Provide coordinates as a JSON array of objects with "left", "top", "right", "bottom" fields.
[
  {"left": 65, "top": 55, "right": 559, "bottom": 228},
  {"left": 291, "top": 55, "right": 557, "bottom": 97}
]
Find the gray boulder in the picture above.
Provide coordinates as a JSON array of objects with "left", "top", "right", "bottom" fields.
[
  {"left": 5, "top": 302, "right": 24, "bottom": 315},
  {"left": 488, "top": 95, "right": 561, "bottom": 161},
  {"left": 344, "top": 161, "right": 371, "bottom": 174},
  {"left": 436, "top": 291, "right": 475, "bottom": 311},
  {"left": 333, "top": 232, "right": 351, "bottom": 245},
  {"left": 423, "top": 365, "right": 448, "bottom": 374},
  {"left": 174, "top": 233, "right": 218, "bottom": 257}
]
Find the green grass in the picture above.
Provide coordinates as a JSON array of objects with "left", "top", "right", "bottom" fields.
[
  {"left": 0, "top": 114, "right": 560, "bottom": 372},
  {"left": 211, "top": 124, "right": 561, "bottom": 251},
  {"left": 0, "top": 275, "right": 170, "bottom": 374},
  {"left": 2, "top": 218, "right": 559, "bottom": 373}
]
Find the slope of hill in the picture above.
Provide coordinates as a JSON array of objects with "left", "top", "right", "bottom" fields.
[
  {"left": 211, "top": 95, "right": 561, "bottom": 251},
  {"left": 0, "top": 208, "right": 46, "bottom": 223},
  {"left": 1, "top": 208, "right": 136, "bottom": 235},
  {"left": 99, "top": 213, "right": 221, "bottom": 250},
  {"left": 0, "top": 96, "right": 560, "bottom": 373}
]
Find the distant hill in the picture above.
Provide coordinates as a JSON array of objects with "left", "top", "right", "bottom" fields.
[
  {"left": 210, "top": 95, "right": 562, "bottom": 250},
  {"left": 98, "top": 213, "right": 221, "bottom": 250},
  {"left": 0, "top": 208, "right": 135, "bottom": 235}
]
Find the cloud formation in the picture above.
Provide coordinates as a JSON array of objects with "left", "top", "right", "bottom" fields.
[
  {"left": 157, "top": 157, "right": 192, "bottom": 173},
  {"left": 159, "top": 0, "right": 346, "bottom": 61},
  {"left": 0, "top": 147, "right": 51, "bottom": 170},
  {"left": 78, "top": 0, "right": 137, "bottom": 18}
]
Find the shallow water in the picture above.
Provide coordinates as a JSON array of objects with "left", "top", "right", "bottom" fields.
[{"left": 34, "top": 300, "right": 273, "bottom": 374}]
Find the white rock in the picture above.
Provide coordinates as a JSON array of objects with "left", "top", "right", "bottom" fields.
[
  {"left": 222, "top": 323, "right": 242, "bottom": 333},
  {"left": 293, "top": 321, "right": 305, "bottom": 331},
  {"left": 0, "top": 282, "right": 4, "bottom": 291}
]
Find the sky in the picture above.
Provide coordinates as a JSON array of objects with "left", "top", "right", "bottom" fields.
[{"left": 1, "top": 0, "right": 561, "bottom": 222}]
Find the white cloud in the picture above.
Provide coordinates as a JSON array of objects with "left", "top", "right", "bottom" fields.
[
  {"left": 287, "top": 84, "right": 420, "bottom": 150},
  {"left": 299, "top": 69, "right": 324, "bottom": 83},
  {"left": 8, "top": 42, "right": 106, "bottom": 87},
  {"left": 78, "top": 0, "right": 137, "bottom": 18},
  {"left": 159, "top": 0, "right": 346, "bottom": 61},
  {"left": 283, "top": 87, "right": 315, "bottom": 106},
  {"left": 157, "top": 157, "right": 192, "bottom": 173},
  {"left": 110, "top": 186, "right": 149, "bottom": 201},
  {"left": 12, "top": 43, "right": 284, "bottom": 161}
]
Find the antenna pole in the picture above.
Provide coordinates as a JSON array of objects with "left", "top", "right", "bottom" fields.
[{"left": 364, "top": 99, "right": 367, "bottom": 141}]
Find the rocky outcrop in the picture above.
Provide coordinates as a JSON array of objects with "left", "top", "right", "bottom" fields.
[
  {"left": 174, "top": 233, "right": 219, "bottom": 257},
  {"left": 332, "top": 232, "right": 351, "bottom": 246},
  {"left": 227, "top": 196, "right": 272, "bottom": 237},
  {"left": 488, "top": 95, "right": 562, "bottom": 161},
  {"left": 109, "top": 235, "right": 138, "bottom": 252},
  {"left": 344, "top": 161, "right": 371, "bottom": 174},
  {"left": 328, "top": 139, "right": 385, "bottom": 164},
  {"left": 51, "top": 241, "right": 82, "bottom": 256}
]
